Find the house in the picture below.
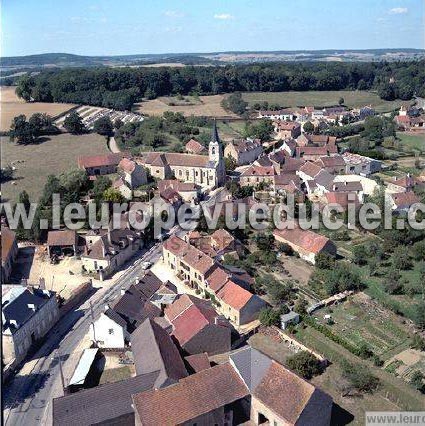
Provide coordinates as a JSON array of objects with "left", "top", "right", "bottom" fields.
[
  {"left": 132, "top": 346, "right": 333, "bottom": 426},
  {"left": 184, "top": 352, "right": 211, "bottom": 373},
  {"left": 296, "top": 134, "right": 337, "bottom": 147},
  {"left": 331, "top": 180, "right": 364, "bottom": 202},
  {"left": 216, "top": 280, "right": 267, "bottom": 326},
  {"left": 1, "top": 225, "right": 18, "bottom": 283},
  {"left": 185, "top": 138, "right": 206, "bottom": 154},
  {"left": 164, "top": 294, "right": 231, "bottom": 355},
  {"left": 258, "top": 108, "right": 296, "bottom": 121},
  {"left": 138, "top": 121, "right": 226, "bottom": 189},
  {"left": 118, "top": 157, "right": 148, "bottom": 189},
  {"left": 387, "top": 191, "right": 421, "bottom": 212},
  {"left": 315, "top": 155, "right": 346, "bottom": 175},
  {"left": 2, "top": 286, "right": 59, "bottom": 365},
  {"left": 324, "top": 191, "right": 360, "bottom": 211},
  {"left": 273, "top": 228, "right": 336, "bottom": 265},
  {"left": 280, "top": 311, "right": 300, "bottom": 329},
  {"left": 77, "top": 153, "right": 127, "bottom": 176},
  {"left": 273, "top": 120, "right": 301, "bottom": 139},
  {"left": 52, "top": 371, "right": 159, "bottom": 426},
  {"left": 81, "top": 229, "right": 142, "bottom": 279},
  {"left": 47, "top": 230, "right": 79, "bottom": 258},
  {"left": 308, "top": 169, "right": 335, "bottom": 196},
  {"left": 131, "top": 318, "right": 188, "bottom": 388},
  {"left": 273, "top": 173, "right": 305, "bottom": 201},
  {"left": 387, "top": 174, "right": 424, "bottom": 193},
  {"left": 224, "top": 138, "right": 263, "bottom": 166},
  {"left": 296, "top": 144, "right": 338, "bottom": 161},
  {"left": 90, "top": 271, "right": 172, "bottom": 347},
  {"left": 395, "top": 107, "right": 425, "bottom": 130},
  {"left": 112, "top": 176, "right": 133, "bottom": 200},
  {"left": 342, "top": 152, "right": 382, "bottom": 176},
  {"left": 239, "top": 165, "right": 276, "bottom": 187},
  {"left": 280, "top": 138, "right": 297, "bottom": 156},
  {"left": 157, "top": 179, "right": 199, "bottom": 204}
]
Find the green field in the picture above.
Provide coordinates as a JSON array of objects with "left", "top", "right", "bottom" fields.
[
  {"left": 1, "top": 133, "right": 110, "bottom": 202},
  {"left": 242, "top": 90, "right": 412, "bottom": 113},
  {"left": 395, "top": 132, "right": 425, "bottom": 153}
]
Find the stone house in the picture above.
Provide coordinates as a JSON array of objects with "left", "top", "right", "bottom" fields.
[
  {"left": 1, "top": 225, "right": 18, "bottom": 283},
  {"left": 273, "top": 228, "right": 336, "bottom": 265},
  {"left": 224, "top": 138, "right": 263, "bottom": 166},
  {"left": 77, "top": 153, "right": 127, "bottom": 176},
  {"left": 2, "top": 286, "right": 59, "bottom": 365},
  {"left": 273, "top": 120, "right": 301, "bottom": 139},
  {"left": 118, "top": 157, "right": 148, "bottom": 189},
  {"left": 342, "top": 152, "right": 382, "bottom": 176},
  {"left": 239, "top": 165, "right": 276, "bottom": 187},
  {"left": 81, "top": 229, "right": 142, "bottom": 279},
  {"left": 387, "top": 174, "right": 424, "bottom": 193}
]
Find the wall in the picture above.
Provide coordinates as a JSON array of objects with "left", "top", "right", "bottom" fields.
[{"left": 90, "top": 313, "right": 126, "bottom": 348}]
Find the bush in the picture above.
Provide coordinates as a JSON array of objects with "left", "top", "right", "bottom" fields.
[
  {"left": 340, "top": 360, "right": 379, "bottom": 393},
  {"left": 259, "top": 307, "right": 281, "bottom": 327},
  {"left": 286, "top": 351, "right": 323, "bottom": 379}
]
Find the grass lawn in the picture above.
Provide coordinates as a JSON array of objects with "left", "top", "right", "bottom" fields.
[
  {"left": 242, "top": 90, "right": 412, "bottom": 113},
  {"left": 395, "top": 132, "right": 425, "bottom": 153},
  {"left": 98, "top": 366, "right": 133, "bottom": 385},
  {"left": 1, "top": 133, "right": 110, "bottom": 202}
]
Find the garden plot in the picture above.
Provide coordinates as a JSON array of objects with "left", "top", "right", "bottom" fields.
[
  {"left": 312, "top": 293, "right": 412, "bottom": 361},
  {"left": 384, "top": 349, "right": 425, "bottom": 382}
]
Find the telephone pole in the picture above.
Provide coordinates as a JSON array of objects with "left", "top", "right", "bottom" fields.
[{"left": 57, "top": 349, "right": 66, "bottom": 395}]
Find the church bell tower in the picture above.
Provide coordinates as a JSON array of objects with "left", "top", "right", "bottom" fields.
[{"left": 209, "top": 119, "right": 225, "bottom": 186}]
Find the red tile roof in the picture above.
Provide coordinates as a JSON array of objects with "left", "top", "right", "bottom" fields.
[
  {"left": 299, "top": 161, "right": 322, "bottom": 178},
  {"left": 78, "top": 153, "right": 124, "bottom": 169},
  {"left": 132, "top": 363, "right": 249, "bottom": 426},
  {"left": 185, "top": 139, "right": 206, "bottom": 154},
  {"left": 205, "top": 265, "right": 231, "bottom": 293},
  {"left": 273, "top": 228, "right": 332, "bottom": 254},
  {"left": 139, "top": 152, "right": 210, "bottom": 168},
  {"left": 118, "top": 157, "right": 137, "bottom": 173},
  {"left": 240, "top": 165, "right": 276, "bottom": 177},
  {"left": 47, "top": 230, "right": 77, "bottom": 247},
  {"left": 1, "top": 226, "right": 16, "bottom": 262},
  {"left": 217, "top": 280, "right": 253, "bottom": 310},
  {"left": 325, "top": 192, "right": 359, "bottom": 208},
  {"left": 184, "top": 353, "right": 211, "bottom": 373},
  {"left": 274, "top": 121, "right": 301, "bottom": 131},
  {"left": 390, "top": 191, "right": 420, "bottom": 208}
]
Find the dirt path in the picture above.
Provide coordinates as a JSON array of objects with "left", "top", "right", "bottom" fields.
[{"left": 108, "top": 136, "right": 121, "bottom": 153}]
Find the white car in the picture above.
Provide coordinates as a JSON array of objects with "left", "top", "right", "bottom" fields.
[{"left": 141, "top": 261, "right": 152, "bottom": 270}]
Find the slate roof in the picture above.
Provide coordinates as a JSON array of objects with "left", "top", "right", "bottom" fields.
[
  {"left": 229, "top": 138, "right": 262, "bottom": 153},
  {"left": 132, "top": 363, "right": 249, "bottom": 426},
  {"left": 52, "top": 371, "right": 159, "bottom": 426},
  {"left": 130, "top": 318, "right": 187, "bottom": 386},
  {"left": 332, "top": 181, "right": 363, "bottom": 192},
  {"left": 134, "top": 271, "right": 164, "bottom": 299},
  {"left": 2, "top": 287, "right": 56, "bottom": 334}
]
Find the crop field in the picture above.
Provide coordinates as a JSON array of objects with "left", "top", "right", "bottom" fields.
[
  {"left": 312, "top": 293, "right": 412, "bottom": 361},
  {"left": 135, "top": 94, "right": 237, "bottom": 117},
  {"left": 242, "top": 90, "right": 412, "bottom": 113},
  {"left": 1, "top": 133, "right": 110, "bottom": 202},
  {"left": 0, "top": 86, "right": 76, "bottom": 131}
]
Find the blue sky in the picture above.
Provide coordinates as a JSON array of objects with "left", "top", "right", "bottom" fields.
[{"left": 1, "top": 0, "right": 424, "bottom": 56}]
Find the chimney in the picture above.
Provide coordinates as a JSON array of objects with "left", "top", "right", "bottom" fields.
[
  {"left": 332, "top": 184, "right": 336, "bottom": 191},
  {"left": 10, "top": 319, "right": 18, "bottom": 328},
  {"left": 39, "top": 277, "right": 46, "bottom": 289},
  {"left": 344, "top": 181, "right": 347, "bottom": 186},
  {"left": 104, "top": 304, "right": 110, "bottom": 311},
  {"left": 120, "top": 288, "right": 126, "bottom": 296},
  {"left": 27, "top": 303, "right": 36, "bottom": 312}
]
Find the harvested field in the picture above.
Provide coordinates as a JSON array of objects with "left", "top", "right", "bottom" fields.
[
  {"left": 1, "top": 133, "right": 110, "bottom": 202},
  {"left": 135, "top": 94, "right": 237, "bottom": 117},
  {"left": 0, "top": 86, "right": 76, "bottom": 131},
  {"left": 242, "top": 90, "right": 412, "bottom": 113}
]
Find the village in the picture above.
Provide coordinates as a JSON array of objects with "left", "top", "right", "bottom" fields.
[{"left": 2, "top": 86, "right": 425, "bottom": 426}]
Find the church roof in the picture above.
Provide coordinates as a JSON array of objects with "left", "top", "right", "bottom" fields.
[{"left": 211, "top": 119, "right": 220, "bottom": 143}]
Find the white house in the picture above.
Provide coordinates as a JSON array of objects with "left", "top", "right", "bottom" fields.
[{"left": 90, "top": 309, "right": 128, "bottom": 348}]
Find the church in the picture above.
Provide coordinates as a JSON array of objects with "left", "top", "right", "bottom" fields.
[{"left": 137, "top": 120, "right": 226, "bottom": 190}]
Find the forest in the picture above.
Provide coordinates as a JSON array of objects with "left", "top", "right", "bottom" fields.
[{"left": 14, "top": 60, "right": 425, "bottom": 111}]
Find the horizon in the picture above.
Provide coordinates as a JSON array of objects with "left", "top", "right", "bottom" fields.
[
  {"left": 2, "top": 0, "right": 424, "bottom": 57},
  {"left": 2, "top": 46, "right": 425, "bottom": 59}
]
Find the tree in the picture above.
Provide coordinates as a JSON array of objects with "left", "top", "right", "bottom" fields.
[
  {"left": 411, "top": 335, "right": 425, "bottom": 351},
  {"left": 103, "top": 187, "right": 125, "bottom": 203},
  {"left": 277, "top": 243, "right": 294, "bottom": 256},
  {"left": 64, "top": 111, "right": 86, "bottom": 134},
  {"left": 224, "top": 156, "right": 237, "bottom": 172},
  {"left": 340, "top": 360, "right": 379, "bottom": 393},
  {"left": 244, "top": 119, "right": 274, "bottom": 141},
  {"left": 9, "top": 114, "right": 36, "bottom": 144},
  {"left": 92, "top": 176, "right": 112, "bottom": 201},
  {"left": 286, "top": 351, "right": 323, "bottom": 379},
  {"left": 338, "top": 97, "right": 344, "bottom": 106},
  {"left": 222, "top": 92, "right": 248, "bottom": 115},
  {"left": 315, "top": 252, "right": 335, "bottom": 270},
  {"left": 294, "top": 297, "right": 308, "bottom": 315},
  {"left": 114, "top": 118, "right": 124, "bottom": 129},
  {"left": 378, "top": 83, "right": 396, "bottom": 101},
  {"left": 254, "top": 233, "right": 274, "bottom": 251},
  {"left": 259, "top": 307, "right": 281, "bottom": 327},
  {"left": 409, "top": 371, "right": 425, "bottom": 393},
  {"left": 93, "top": 116, "right": 114, "bottom": 136},
  {"left": 412, "top": 303, "right": 425, "bottom": 329},
  {"left": 352, "top": 244, "right": 368, "bottom": 266},
  {"left": 303, "top": 121, "right": 314, "bottom": 133},
  {"left": 0, "top": 166, "right": 14, "bottom": 183},
  {"left": 392, "top": 246, "right": 412, "bottom": 270}
]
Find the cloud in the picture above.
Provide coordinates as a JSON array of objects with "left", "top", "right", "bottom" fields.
[
  {"left": 164, "top": 10, "right": 185, "bottom": 18},
  {"left": 389, "top": 7, "right": 408, "bottom": 14},
  {"left": 214, "top": 13, "right": 234, "bottom": 20}
]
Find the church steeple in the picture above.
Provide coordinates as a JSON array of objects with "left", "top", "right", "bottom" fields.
[{"left": 211, "top": 118, "right": 220, "bottom": 143}]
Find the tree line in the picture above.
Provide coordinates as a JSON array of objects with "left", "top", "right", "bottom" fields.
[{"left": 15, "top": 60, "right": 425, "bottom": 110}]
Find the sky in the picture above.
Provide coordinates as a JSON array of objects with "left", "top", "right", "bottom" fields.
[{"left": 1, "top": 0, "right": 424, "bottom": 57}]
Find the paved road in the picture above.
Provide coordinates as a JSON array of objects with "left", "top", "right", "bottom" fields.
[{"left": 3, "top": 241, "right": 166, "bottom": 426}]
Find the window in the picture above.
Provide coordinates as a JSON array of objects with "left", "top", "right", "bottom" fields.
[{"left": 108, "top": 329, "right": 114, "bottom": 335}]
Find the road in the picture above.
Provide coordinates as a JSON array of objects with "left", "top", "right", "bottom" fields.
[{"left": 3, "top": 240, "right": 166, "bottom": 426}]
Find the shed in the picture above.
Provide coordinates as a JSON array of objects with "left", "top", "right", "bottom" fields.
[{"left": 280, "top": 311, "right": 300, "bottom": 330}]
